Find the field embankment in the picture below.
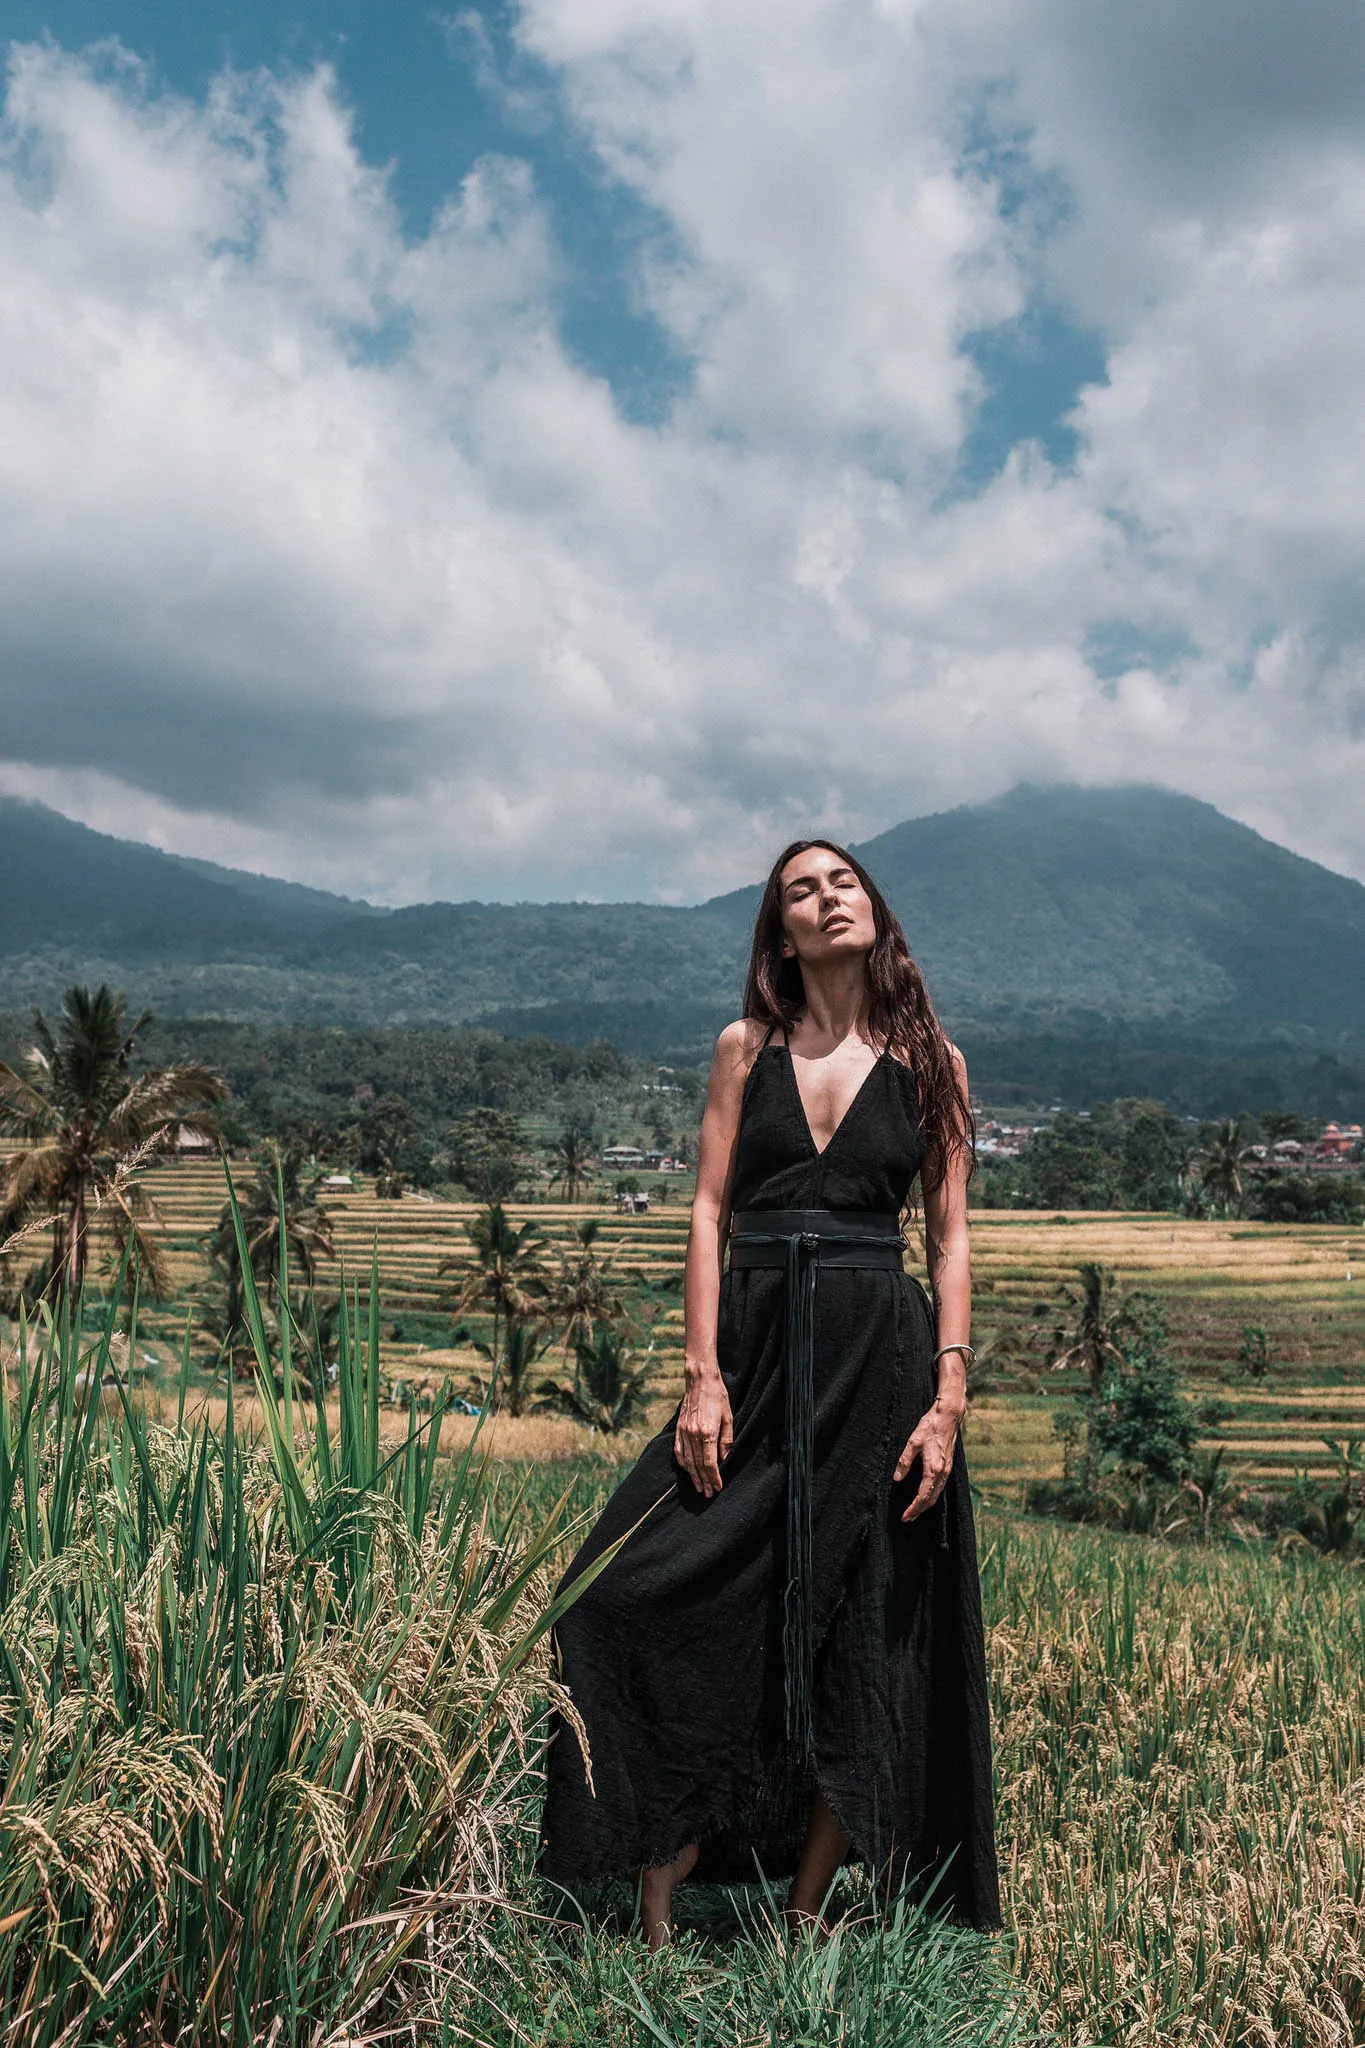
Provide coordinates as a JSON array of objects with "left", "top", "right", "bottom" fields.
[{"left": 88, "top": 1160, "right": 1365, "bottom": 1501}]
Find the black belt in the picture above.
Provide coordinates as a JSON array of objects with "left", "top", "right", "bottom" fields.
[{"left": 727, "top": 1208, "right": 905, "bottom": 1757}]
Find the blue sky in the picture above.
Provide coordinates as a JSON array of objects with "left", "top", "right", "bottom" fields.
[
  {"left": 4, "top": 1, "right": 1102, "bottom": 457},
  {"left": 4, "top": 1, "right": 694, "bottom": 419},
  {"left": 1, "top": 0, "right": 1364, "bottom": 901}
]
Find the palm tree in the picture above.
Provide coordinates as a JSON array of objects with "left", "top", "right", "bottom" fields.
[
  {"left": 548, "top": 1127, "right": 595, "bottom": 1204},
  {"left": 0, "top": 985, "right": 224, "bottom": 1298},
  {"left": 542, "top": 1324, "right": 661, "bottom": 1434},
  {"left": 1049, "top": 1261, "right": 1130, "bottom": 1399},
  {"left": 440, "top": 1203, "right": 546, "bottom": 1366},
  {"left": 1199, "top": 1118, "right": 1253, "bottom": 1218},
  {"left": 202, "top": 1142, "right": 335, "bottom": 1372},
  {"left": 471, "top": 1315, "right": 547, "bottom": 1418},
  {"left": 541, "top": 1219, "right": 624, "bottom": 1368}
]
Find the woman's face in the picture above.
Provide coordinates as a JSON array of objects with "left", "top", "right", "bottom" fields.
[{"left": 778, "top": 846, "right": 877, "bottom": 967}]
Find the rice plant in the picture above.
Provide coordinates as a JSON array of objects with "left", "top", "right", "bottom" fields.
[
  {"left": 0, "top": 1161, "right": 617, "bottom": 2044},
  {"left": 987, "top": 1516, "right": 1365, "bottom": 2045}
]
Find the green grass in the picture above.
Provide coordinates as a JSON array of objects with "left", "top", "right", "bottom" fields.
[
  {"left": 8, "top": 1162, "right": 1365, "bottom": 2041},
  {"left": 0, "top": 1196, "right": 619, "bottom": 2042}
]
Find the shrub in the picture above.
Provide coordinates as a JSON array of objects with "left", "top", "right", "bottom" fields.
[{"left": 1246, "top": 1172, "right": 1365, "bottom": 1224}]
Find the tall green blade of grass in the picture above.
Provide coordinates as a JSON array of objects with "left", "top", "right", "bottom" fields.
[{"left": 0, "top": 1158, "right": 619, "bottom": 2043}]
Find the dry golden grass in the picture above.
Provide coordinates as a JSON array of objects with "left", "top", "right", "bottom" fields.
[
  {"left": 25, "top": 1165, "right": 1365, "bottom": 1503},
  {"left": 127, "top": 1384, "right": 648, "bottom": 1465},
  {"left": 985, "top": 1513, "right": 1365, "bottom": 2045}
]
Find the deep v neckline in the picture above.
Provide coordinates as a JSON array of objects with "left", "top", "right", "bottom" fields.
[{"left": 782, "top": 1040, "right": 885, "bottom": 1161}]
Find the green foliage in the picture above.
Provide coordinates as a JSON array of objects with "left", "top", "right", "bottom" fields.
[
  {"left": 448, "top": 1106, "right": 526, "bottom": 1201},
  {"left": 202, "top": 1140, "right": 335, "bottom": 1375},
  {"left": 1031, "top": 1279, "right": 1198, "bottom": 1521},
  {"left": 350, "top": 1090, "right": 428, "bottom": 1194},
  {"left": 0, "top": 983, "right": 224, "bottom": 1297},
  {"left": 460, "top": 1877, "right": 1041, "bottom": 2046},
  {"left": 542, "top": 1325, "right": 663, "bottom": 1434},
  {"left": 548, "top": 1124, "right": 596, "bottom": 1202},
  {"left": 1048, "top": 1261, "right": 1133, "bottom": 1394},
  {"left": 976, "top": 1100, "right": 1190, "bottom": 1211},
  {"left": 1197, "top": 1117, "right": 1252, "bottom": 1217},
  {"left": 1089, "top": 1304, "right": 1198, "bottom": 1486},
  {"left": 0, "top": 1173, "right": 619, "bottom": 2042},
  {"left": 540, "top": 1219, "right": 625, "bottom": 1364},
  {"left": 1238, "top": 1324, "right": 1273, "bottom": 1378},
  {"left": 471, "top": 1316, "right": 550, "bottom": 1419},
  {"left": 1245, "top": 1171, "right": 1365, "bottom": 1224},
  {"left": 442, "top": 1203, "right": 547, "bottom": 1374}
]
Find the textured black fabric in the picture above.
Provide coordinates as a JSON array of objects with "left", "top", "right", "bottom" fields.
[{"left": 536, "top": 1040, "right": 1003, "bottom": 1931}]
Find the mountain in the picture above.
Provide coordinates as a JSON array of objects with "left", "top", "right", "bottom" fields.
[
  {"left": 3, "top": 786, "right": 1364, "bottom": 1104},
  {"left": 0, "top": 797, "right": 370, "bottom": 958},
  {"left": 705, "top": 783, "right": 1365, "bottom": 1029}
]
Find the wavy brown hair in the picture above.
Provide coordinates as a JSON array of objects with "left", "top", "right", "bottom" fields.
[{"left": 742, "top": 838, "right": 974, "bottom": 1190}]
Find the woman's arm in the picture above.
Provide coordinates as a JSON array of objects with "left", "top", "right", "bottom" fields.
[
  {"left": 895, "top": 1044, "right": 973, "bottom": 1522},
  {"left": 675, "top": 1020, "right": 752, "bottom": 1499}
]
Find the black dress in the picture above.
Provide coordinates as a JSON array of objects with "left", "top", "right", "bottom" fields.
[{"left": 538, "top": 1037, "right": 1003, "bottom": 1931}]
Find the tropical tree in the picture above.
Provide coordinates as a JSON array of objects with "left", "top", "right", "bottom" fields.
[
  {"left": 542, "top": 1324, "right": 662, "bottom": 1434},
  {"left": 203, "top": 1141, "right": 336, "bottom": 1353},
  {"left": 541, "top": 1219, "right": 624, "bottom": 1368},
  {"left": 548, "top": 1126, "right": 595, "bottom": 1203},
  {"left": 448, "top": 1109, "right": 524, "bottom": 1203},
  {"left": 470, "top": 1315, "right": 548, "bottom": 1418},
  {"left": 348, "top": 1093, "right": 425, "bottom": 1198},
  {"left": 440, "top": 1202, "right": 546, "bottom": 1366},
  {"left": 1049, "top": 1261, "right": 1134, "bottom": 1398},
  {"left": 1199, "top": 1118, "right": 1254, "bottom": 1218},
  {"left": 0, "top": 984, "right": 224, "bottom": 1298}
]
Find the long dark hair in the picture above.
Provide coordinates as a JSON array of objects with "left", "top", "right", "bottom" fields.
[{"left": 742, "top": 838, "right": 974, "bottom": 1189}]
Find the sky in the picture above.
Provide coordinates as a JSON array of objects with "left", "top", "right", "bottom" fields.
[{"left": 1, "top": 0, "right": 1363, "bottom": 904}]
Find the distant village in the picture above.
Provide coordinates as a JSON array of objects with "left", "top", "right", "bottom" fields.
[{"left": 975, "top": 1115, "right": 1364, "bottom": 1169}]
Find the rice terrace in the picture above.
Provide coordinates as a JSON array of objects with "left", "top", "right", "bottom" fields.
[
  {"left": 6, "top": 786, "right": 1365, "bottom": 2042},
  {"left": 3, "top": 1053, "right": 1365, "bottom": 2044}
]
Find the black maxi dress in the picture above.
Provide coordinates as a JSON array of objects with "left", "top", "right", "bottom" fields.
[{"left": 538, "top": 1037, "right": 1003, "bottom": 1931}]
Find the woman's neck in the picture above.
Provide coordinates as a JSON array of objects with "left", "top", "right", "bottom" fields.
[{"left": 795, "top": 958, "right": 873, "bottom": 1049}]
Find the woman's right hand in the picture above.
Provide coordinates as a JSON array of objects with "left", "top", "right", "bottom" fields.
[{"left": 674, "top": 1369, "right": 734, "bottom": 1499}]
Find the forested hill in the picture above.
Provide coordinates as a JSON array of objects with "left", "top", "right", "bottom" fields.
[
  {"left": 706, "top": 784, "right": 1365, "bottom": 1029},
  {"left": 3, "top": 786, "right": 1365, "bottom": 1076}
]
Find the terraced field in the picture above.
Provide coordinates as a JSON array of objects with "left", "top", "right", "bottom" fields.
[{"left": 20, "top": 1159, "right": 1365, "bottom": 1504}]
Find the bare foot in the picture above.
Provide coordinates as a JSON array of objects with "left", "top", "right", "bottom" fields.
[{"left": 639, "top": 1840, "right": 699, "bottom": 1951}]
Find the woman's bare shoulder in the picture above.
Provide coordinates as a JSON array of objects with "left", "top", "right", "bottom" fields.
[{"left": 712, "top": 1017, "right": 772, "bottom": 1081}]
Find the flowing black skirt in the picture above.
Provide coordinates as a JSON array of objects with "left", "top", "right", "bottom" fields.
[{"left": 537, "top": 1261, "right": 1002, "bottom": 1931}]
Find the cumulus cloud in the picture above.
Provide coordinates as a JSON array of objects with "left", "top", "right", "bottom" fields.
[{"left": 1, "top": 8, "right": 1364, "bottom": 900}]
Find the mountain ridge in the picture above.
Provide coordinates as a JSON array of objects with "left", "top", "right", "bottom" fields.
[{"left": 3, "top": 786, "right": 1364, "bottom": 1062}]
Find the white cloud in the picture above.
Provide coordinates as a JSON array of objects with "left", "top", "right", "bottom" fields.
[{"left": 2, "top": 11, "right": 1365, "bottom": 901}]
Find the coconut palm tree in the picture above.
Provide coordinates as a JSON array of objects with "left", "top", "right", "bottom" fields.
[
  {"left": 440, "top": 1203, "right": 546, "bottom": 1366},
  {"left": 469, "top": 1315, "right": 548, "bottom": 1418},
  {"left": 0, "top": 985, "right": 224, "bottom": 1298},
  {"left": 204, "top": 1140, "right": 336, "bottom": 1307},
  {"left": 548, "top": 1126, "right": 595, "bottom": 1204},
  {"left": 542, "top": 1324, "right": 661, "bottom": 1434},
  {"left": 1049, "top": 1261, "right": 1131, "bottom": 1399},
  {"left": 1199, "top": 1118, "right": 1254, "bottom": 1218},
  {"left": 541, "top": 1219, "right": 624, "bottom": 1368}
]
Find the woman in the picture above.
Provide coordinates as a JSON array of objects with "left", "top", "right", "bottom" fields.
[{"left": 538, "top": 839, "right": 1002, "bottom": 1947}]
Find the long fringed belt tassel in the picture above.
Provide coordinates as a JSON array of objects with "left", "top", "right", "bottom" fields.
[{"left": 727, "top": 1209, "right": 906, "bottom": 1759}]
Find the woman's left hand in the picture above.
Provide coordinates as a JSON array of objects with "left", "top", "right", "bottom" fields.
[{"left": 895, "top": 1397, "right": 963, "bottom": 1523}]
